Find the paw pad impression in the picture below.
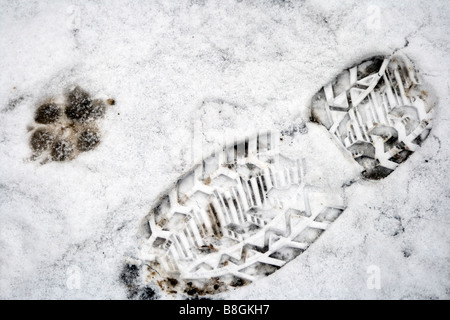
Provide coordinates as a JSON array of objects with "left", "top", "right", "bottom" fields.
[{"left": 29, "top": 86, "right": 114, "bottom": 162}]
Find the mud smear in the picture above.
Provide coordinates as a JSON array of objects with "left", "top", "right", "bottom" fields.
[{"left": 120, "top": 263, "right": 158, "bottom": 300}]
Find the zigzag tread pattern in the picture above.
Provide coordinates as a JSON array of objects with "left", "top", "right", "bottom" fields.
[
  {"left": 135, "top": 130, "right": 345, "bottom": 296},
  {"left": 311, "top": 54, "right": 435, "bottom": 179}
]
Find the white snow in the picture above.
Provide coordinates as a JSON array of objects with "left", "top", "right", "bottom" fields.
[{"left": 0, "top": 0, "right": 449, "bottom": 299}]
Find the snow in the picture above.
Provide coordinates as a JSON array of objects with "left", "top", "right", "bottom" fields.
[{"left": 0, "top": 0, "right": 449, "bottom": 299}]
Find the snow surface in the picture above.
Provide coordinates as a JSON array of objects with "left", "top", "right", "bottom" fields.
[{"left": 0, "top": 0, "right": 449, "bottom": 299}]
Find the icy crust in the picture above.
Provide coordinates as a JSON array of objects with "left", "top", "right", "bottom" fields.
[
  {"left": 125, "top": 127, "right": 356, "bottom": 298},
  {"left": 310, "top": 54, "right": 436, "bottom": 179}
]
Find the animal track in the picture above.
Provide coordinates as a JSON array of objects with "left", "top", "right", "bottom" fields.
[
  {"left": 29, "top": 86, "right": 114, "bottom": 162},
  {"left": 310, "top": 54, "right": 436, "bottom": 179}
]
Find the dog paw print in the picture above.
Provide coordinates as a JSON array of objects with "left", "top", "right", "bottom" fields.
[{"left": 29, "top": 86, "right": 114, "bottom": 162}]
